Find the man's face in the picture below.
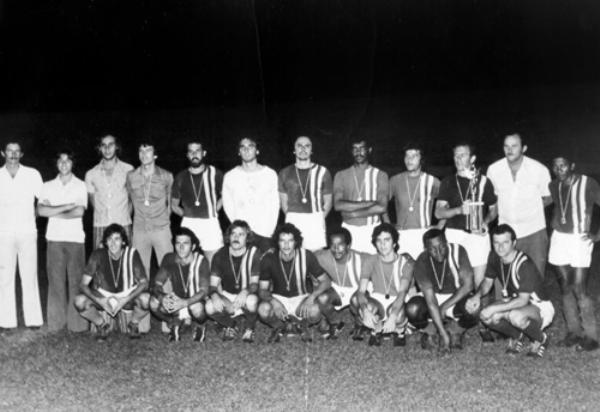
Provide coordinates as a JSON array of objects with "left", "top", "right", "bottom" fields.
[
  {"left": 375, "top": 231, "right": 396, "bottom": 257},
  {"left": 503, "top": 135, "right": 526, "bottom": 163},
  {"left": 239, "top": 138, "right": 258, "bottom": 163},
  {"left": 2, "top": 143, "right": 23, "bottom": 165},
  {"left": 453, "top": 145, "right": 474, "bottom": 172},
  {"left": 426, "top": 236, "right": 448, "bottom": 263},
  {"left": 139, "top": 145, "right": 156, "bottom": 166},
  {"left": 187, "top": 143, "right": 205, "bottom": 168},
  {"left": 106, "top": 232, "right": 124, "bottom": 256},
  {"left": 492, "top": 232, "right": 516, "bottom": 259},
  {"left": 175, "top": 235, "right": 193, "bottom": 260},
  {"left": 229, "top": 226, "right": 248, "bottom": 251},
  {"left": 329, "top": 234, "right": 350, "bottom": 261},
  {"left": 100, "top": 136, "right": 117, "bottom": 161},
  {"left": 294, "top": 137, "right": 312, "bottom": 161},
  {"left": 351, "top": 141, "right": 370, "bottom": 164},
  {"left": 56, "top": 154, "right": 73, "bottom": 176},
  {"left": 278, "top": 232, "right": 296, "bottom": 257},
  {"left": 404, "top": 149, "right": 422, "bottom": 172},
  {"left": 552, "top": 157, "right": 574, "bottom": 182}
]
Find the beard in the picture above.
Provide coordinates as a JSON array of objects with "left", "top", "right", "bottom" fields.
[{"left": 188, "top": 158, "right": 203, "bottom": 168}]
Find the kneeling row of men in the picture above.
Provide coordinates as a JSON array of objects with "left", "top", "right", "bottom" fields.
[{"left": 74, "top": 220, "right": 554, "bottom": 357}]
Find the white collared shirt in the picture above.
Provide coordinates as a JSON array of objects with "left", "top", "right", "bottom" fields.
[
  {"left": 40, "top": 175, "right": 88, "bottom": 243},
  {"left": 0, "top": 165, "right": 43, "bottom": 234},
  {"left": 487, "top": 155, "right": 551, "bottom": 238}
]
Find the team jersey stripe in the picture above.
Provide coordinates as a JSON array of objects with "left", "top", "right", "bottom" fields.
[
  {"left": 349, "top": 252, "right": 361, "bottom": 288},
  {"left": 510, "top": 251, "right": 528, "bottom": 290},
  {"left": 293, "top": 249, "right": 308, "bottom": 294},
  {"left": 308, "top": 165, "right": 325, "bottom": 213},
  {"left": 447, "top": 244, "right": 460, "bottom": 289}
]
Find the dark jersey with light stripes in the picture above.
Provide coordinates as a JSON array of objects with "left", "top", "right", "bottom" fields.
[
  {"left": 438, "top": 174, "right": 496, "bottom": 230},
  {"left": 172, "top": 166, "right": 223, "bottom": 219},
  {"left": 485, "top": 250, "right": 548, "bottom": 301},
  {"left": 414, "top": 243, "right": 470, "bottom": 294},
  {"left": 259, "top": 249, "right": 324, "bottom": 297},
  {"left": 155, "top": 252, "right": 210, "bottom": 298},
  {"left": 211, "top": 246, "right": 260, "bottom": 294},
  {"left": 84, "top": 247, "right": 146, "bottom": 293}
]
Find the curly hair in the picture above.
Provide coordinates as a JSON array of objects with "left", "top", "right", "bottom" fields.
[{"left": 272, "top": 223, "right": 303, "bottom": 250}]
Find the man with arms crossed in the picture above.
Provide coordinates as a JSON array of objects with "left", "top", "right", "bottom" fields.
[
  {"left": 37, "top": 150, "right": 89, "bottom": 332},
  {"left": 85, "top": 134, "right": 133, "bottom": 249},
  {"left": 222, "top": 138, "right": 279, "bottom": 252},
  {"left": 389, "top": 143, "right": 442, "bottom": 260},
  {"left": 0, "top": 141, "right": 44, "bottom": 331},
  {"left": 207, "top": 220, "right": 260, "bottom": 342},
  {"left": 548, "top": 155, "right": 600, "bottom": 351},
  {"left": 257, "top": 223, "right": 331, "bottom": 343},
  {"left": 278, "top": 136, "right": 332, "bottom": 251},
  {"left": 466, "top": 225, "right": 555, "bottom": 358},
  {"left": 487, "top": 133, "right": 552, "bottom": 277},
  {"left": 150, "top": 227, "right": 210, "bottom": 342},
  {"left": 333, "top": 139, "right": 388, "bottom": 254},
  {"left": 172, "top": 140, "right": 223, "bottom": 263}
]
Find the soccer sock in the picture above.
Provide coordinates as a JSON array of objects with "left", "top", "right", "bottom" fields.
[
  {"left": 245, "top": 312, "right": 258, "bottom": 329},
  {"left": 211, "top": 313, "right": 236, "bottom": 329},
  {"left": 488, "top": 319, "right": 522, "bottom": 339},
  {"left": 265, "top": 316, "right": 284, "bottom": 330},
  {"left": 522, "top": 319, "right": 544, "bottom": 342},
  {"left": 320, "top": 304, "right": 339, "bottom": 325}
]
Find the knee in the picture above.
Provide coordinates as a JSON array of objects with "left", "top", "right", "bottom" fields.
[
  {"left": 317, "top": 292, "right": 330, "bottom": 306},
  {"left": 189, "top": 302, "right": 205, "bottom": 320},
  {"left": 73, "top": 294, "right": 89, "bottom": 312},
  {"left": 257, "top": 301, "right": 272, "bottom": 319},
  {"left": 245, "top": 294, "right": 258, "bottom": 313},
  {"left": 136, "top": 293, "right": 150, "bottom": 310},
  {"left": 508, "top": 310, "right": 529, "bottom": 329},
  {"left": 305, "top": 305, "right": 321, "bottom": 324},
  {"left": 149, "top": 296, "right": 161, "bottom": 313},
  {"left": 204, "top": 299, "right": 216, "bottom": 316}
]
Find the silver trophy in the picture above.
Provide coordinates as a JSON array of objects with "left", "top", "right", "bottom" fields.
[{"left": 465, "top": 165, "right": 484, "bottom": 233}]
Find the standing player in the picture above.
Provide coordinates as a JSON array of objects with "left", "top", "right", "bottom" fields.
[
  {"left": 278, "top": 136, "right": 332, "bottom": 251},
  {"left": 353, "top": 223, "right": 415, "bottom": 347},
  {"left": 412, "top": 229, "right": 477, "bottom": 352},
  {"left": 389, "top": 144, "right": 442, "bottom": 260},
  {"left": 257, "top": 223, "right": 331, "bottom": 343},
  {"left": 315, "top": 227, "right": 363, "bottom": 339},
  {"left": 487, "top": 133, "right": 552, "bottom": 277},
  {"left": 37, "top": 150, "right": 89, "bottom": 333},
  {"left": 85, "top": 134, "right": 133, "bottom": 249},
  {"left": 0, "top": 141, "right": 44, "bottom": 330},
  {"left": 172, "top": 140, "right": 223, "bottom": 263},
  {"left": 150, "top": 227, "right": 210, "bottom": 342},
  {"left": 222, "top": 138, "right": 280, "bottom": 252},
  {"left": 548, "top": 155, "right": 600, "bottom": 351},
  {"left": 435, "top": 143, "right": 497, "bottom": 288},
  {"left": 206, "top": 220, "right": 260, "bottom": 342},
  {"left": 466, "top": 225, "right": 555, "bottom": 358},
  {"left": 333, "top": 139, "right": 389, "bottom": 254},
  {"left": 74, "top": 224, "right": 150, "bottom": 340}
]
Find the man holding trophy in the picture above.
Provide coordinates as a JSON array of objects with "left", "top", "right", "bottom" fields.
[{"left": 435, "top": 143, "right": 497, "bottom": 289}]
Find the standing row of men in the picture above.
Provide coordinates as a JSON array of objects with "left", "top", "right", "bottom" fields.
[{"left": 0, "top": 132, "right": 598, "bottom": 353}]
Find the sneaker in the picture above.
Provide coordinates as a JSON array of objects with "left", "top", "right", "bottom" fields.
[
  {"left": 95, "top": 322, "right": 110, "bottom": 341},
  {"left": 575, "top": 336, "right": 599, "bottom": 352},
  {"left": 527, "top": 333, "right": 548, "bottom": 358},
  {"left": 285, "top": 323, "right": 301, "bottom": 337},
  {"left": 420, "top": 333, "right": 436, "bottom": 350},
  {"left": 318, "top": 318, "right": 330, "bottom": 338},
  {"left": 192, "top": 325, "right": 206, "bottom": 342},
  {"left": 559, "top": 332, "right": 582, "bottom": 348},
  {"left": 479, "top": 328, "right": 495, "bottom": 343},
  {"left": 222, "top": 326, "right": 238, "bottom": 341},
  {"left": 128, "top": 322, "right": 141, "bottom": 340},
  {"left": 351, "top": 325, "right": 367, "bottom": 341},
  {"left": 368, "top": 332, "right": 382, "bottom": 347},
  {"left": 267, "top": 327, "right": 283, "bottom": 343},
  {"left": 326, "top": 322, "right": 345, "bottom": 340},
  {"left": 168, "top": 325, "right": 180, "bottom": 342},
  {"left": 300, "top": 326, "right": 313, "bottom": 343},
  {"left": 241, "top": 328, "right": 255, "bottom": 343},
  {"left": 392, "top": 333, "right": 406, "bottom": 347},
  {"left": 506, "top": 334, "right": 525, "bottom": 354}
]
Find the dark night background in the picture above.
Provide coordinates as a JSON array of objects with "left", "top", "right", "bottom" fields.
[{"left": 0, "top": 0, "right": 599, "bottom": 180}]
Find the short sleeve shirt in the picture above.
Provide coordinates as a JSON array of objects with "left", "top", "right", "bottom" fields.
[
  {"left": 389, "top": 172, "right": 440, "bottom": 230},
  {"left": 361, "top": 254, "right": 412, "bottom": 296},
  {"left": 314, "top": 249, "right": 366, "bottom": 288},
  {"left": 549, "top": 175, "right": 600, "bottom": 234},
  {"left": 437, "top": 174, "right": 497, "bottom": 230},
  {"left": 211, "top": 246, "right": 261, "bottom": 294},
  {"left": 0, "top": 165, "right": 43, "bottom": 234},
  {"left": 278, "top": 164, "right": 332, "bottom": 214},
  {"left": 84, "top": 248, "right": 146, "bottom": 293},
  {"left": 172, "top": 166, "right": 223, "bottom": 219},
  {"left": 485, "top": 250, "right": 548, "bottom": 301},
  {"left": 126, "top": 166, "right": 173, "bottom": 232},
  {"left": 259, "top": 249, "right": 324, "bottom": 297},
  {"left": 155, "top": 252, "right": 210, "bottom": 299},
  {"left": 85, "top": 159, "right": 134, "bottom": 227},
  {"left": 413, "top": 245, "right": 469, "bottom": 294},
  {"left": 40, "top": 175, "right": 88, "bottom": 243}
]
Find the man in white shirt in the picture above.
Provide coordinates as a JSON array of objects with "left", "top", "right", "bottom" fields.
[
  {"left": 37, "top": 150, "right": 89, "bottom": 332},
  {"left": 487, "top": 134, "right": 552, "bottom": 277},
  {"left": 222, "top": 138, "right": 280, "bottom": 252},
  {"left": 0, "top": 141, "right": 44, "bottom": 330}
]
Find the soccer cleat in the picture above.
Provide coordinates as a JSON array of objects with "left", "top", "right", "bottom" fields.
[
  {"left": 222, "top": 326, "right": 238, "bottom": 341},
  {"left": 192, "top": 325, "right": 206, "bottom": 342},
  {"left": 368, "top": 332, "right": 382, "bottom": 347},
  {"left": 505, "top": 334, "right": 525, "bottom": 354},
  {"left": 392, "top": 332, "right": 406, "bottom": 347},
  {"left": 420, "top": 333, "right": 436, "bottom": 350},
  {"left": 95, "top": 322, "right": 111, "bottom": 341},
  {"left": 450, "top": 333, "right": 465, "bottom": 350},
  {"left": 300, "top": 326, "right": 313, "bottom": 343},
  {"left": 558, "top": 332, "right": 582, "bottom": 348},
  {"left": 128, "top": 322, "right": 141, "bottom": 340},
  {"left": 285, "top": 323, "right": 301, "bottom": 337},
  {"left": 318, "top": 318, "right": 330, "bottom": 338},
  {"left": 575, "top": 337, "right": 599, "bottom": 352},
  {"left": 241, "top": 328, "right": 255, "bottom": 343},
  {"left": 479, "top": 328, "right": 495, "bottom": 343},
  {"left": 351, "top": 325, "right": 367, "bottom": 341},
  {"left": 326, "top": 322, "right": 345, "bottom": 340},
  {"left": 168, "top": 325, "right": 181, "bottom": 342},
  {"left": 267, "top": 328, "right": 283, "bottom": 343},
  {"left": 527, "top": 333, "right": 548, "bottom": 358}
]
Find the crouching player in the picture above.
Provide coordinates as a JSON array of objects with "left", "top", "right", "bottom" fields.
[
  {"left": 353, "top": 223, "right": 416, "bottom": 347},
  {"left": 411, "top": 229, "right": 478, "bottom": 352},
  {"left": 315, "top": 227, "right": 364, "bottom": 339},
  {"left": 207, "top": 220, "right": 260, "bottom": 342},
  {"left": 75, "top": 224, "right": 150, "bottom": 340},
  {"left": 150, "top": 227, "right": 210, "bottom": 342},
  {"left": 258, "top": 223, "right": 331, "bottom": 343},
  {"left": 466, "top": 224, "right": 555, "bottom": 358}
]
